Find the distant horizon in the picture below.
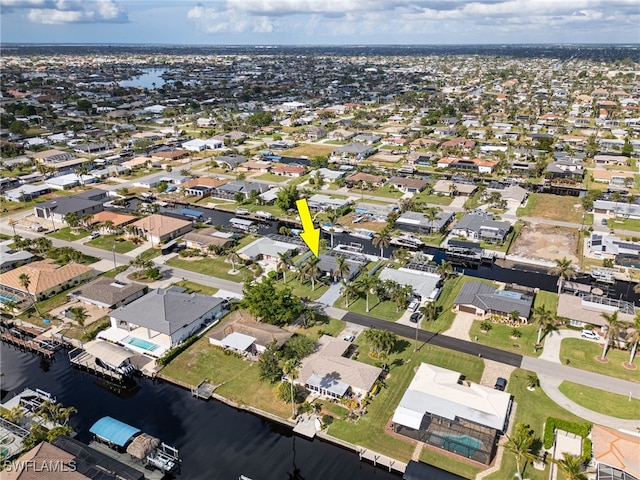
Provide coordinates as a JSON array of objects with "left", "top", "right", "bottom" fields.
[{"left": 3, "top": 42, "right": 638, "bottom": 47}]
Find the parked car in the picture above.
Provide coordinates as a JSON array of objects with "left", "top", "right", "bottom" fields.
[
  {"left": 601, "top": 218, "right": 608, "bottom": 226},
  {"left": 494, "top": 377, "right": 507, "bottom": 391},
  {"left": 89, "top": 232, "right": 100, "bottom": 239},
  {"left": 580, "top": 330, "right": 600, "bottom": 341},
  {"left": 409, "top": 312, "right": 422, "bottom": 323},
  {"left": 408, "top": 300, "right": 419, "bottom": 312},
  {"left": 343, "top": 335, "right": 355, "bottom": 342}
]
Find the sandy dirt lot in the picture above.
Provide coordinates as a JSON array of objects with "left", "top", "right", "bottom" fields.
[{"left": 511, "top": 223, "right": 579, "bottom": 264}]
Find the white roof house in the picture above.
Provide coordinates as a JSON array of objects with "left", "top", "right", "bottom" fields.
[
  {"left": 393, "top": 363, "right": 512, "bottom": 433},
  {"left": 378, "top": 267, "right": 441, "bottom": 301},
  {"left": 236, "top": 237, "right": 301, "bottom": 261}
]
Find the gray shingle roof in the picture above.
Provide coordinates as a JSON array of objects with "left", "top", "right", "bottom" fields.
[
  {"left": 68, "top": 277, "right": 147, "bottom": 309},
  {"left": 454, "top": 282, "right": 533, "bottom": 319},
  {"left": 110, "top": 289, "right": 224, "bottom": 335}
]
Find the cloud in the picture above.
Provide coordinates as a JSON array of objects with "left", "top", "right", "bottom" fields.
[
  {"left": 1, "top": 0, "right": 128, "bottom": 23},
  {"left": 185, "top": 0, "right": 640, "bottom": 38}
]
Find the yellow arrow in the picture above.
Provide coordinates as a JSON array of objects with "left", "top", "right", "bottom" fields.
[{"left": 296, "top": 198, "right": 319, "bottom": 257}]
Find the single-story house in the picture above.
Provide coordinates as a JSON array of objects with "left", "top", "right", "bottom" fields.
[
  {"left": 297, "top": 335, "right": 383, "bottom": 399},
  {"left": 591, "top": 169, "right": 635, "bottom": 187},
  {"left": 180, "top": 177, "right": 228, "bottom": 197},
  {"left": 594, "top": 200, "right": 640, "bottom": 218},
  {"left": 451, "top": 213, "right": 511, "bottom": 244},
  {"left": 306, "top": 194, "right": 351, "bottom": 212},
  {"left": 207, "top": 310, "right": 294, "bottom": 356},
  {"left": 588, "top": 233, "right": 640, "bottom": 258},
  {"left": 396, "top": 211, "right": 454, "bottom": 234},
  {"left": 432, "top": 180, "right": 477, "bottom": 197},
  {"left": 556, "top": 294, "right": 636, "bottom": 329},
  {"left": 316, "top": 168, "right": 346, "bottom": 181},
  {"left": 453, "top": 282, "right": 533, "bottom": 322},
  {"left": 4, "top": 184, "right": 51, "bottom": 202},
  {"left": 437, "top": 157, "right": 497, "bottom": 174},
  {"left": 272, "top": 164, "right": 306, "bottom": 177},
  {"left": 183, "top": 227, "right": 236, "bottom": 253},
  {"left": 133, "top": 171, "right": 190, "bottom": 189},
  {"left": 352, "top": 133, "right": 381, "bottom": 144},
  {"left": 388, "top": 177, "right": 429, "bottom": 194},
  {"left": 129, "top": 214, "right": 192, "bottom": 245},
  {"left": 353, "top": 202, "right": 397, "bottom": 222},
  {"left": 89, "top": 211, "right": 137, "bottom": 234},
  {"left": 236, "top": 237, "right": 301, "bottom": 262},
  {"left": 315, "top": 254, "right": 364, "bottom": 282},
  {"left": 210, "top": 181, "right": 270, "bottom": 200},
  {"left": 592, "top": 425, "right": 640, "bottom": 480},
  {"left": 29, "top": 149, "right": 75, "bottom": 164},
  {"left": 345, "top": 172, "right": 386, "bottom": 188},
  {"left": 378, "top": 267, "right": 441, "bottom": 302},
  {"left": 0, "top": 259, "right": 94, "bottom": 301},
  {"left": 392, "top": 362, "right": 512, "bottom": 465},
  {"left": 214, "top": 154, "right": 247, "bottom": 169},
  {"left": 331, "top": 143, "right": 375, "bottom": 163},
  {"left": 68, "top": 277, "right": 147, "bottom": 310},
  {"left": 0, "top": 242, "right": 33, "bottom": 273},
  {"left": 45, "top": 173, "right": 96, "bottom": 190},
  {"left": 106, "top": 288, "right": 226, "bottom": 352},
  {"left": 151, "top": 149, "right": 189, "bottom": 161}
]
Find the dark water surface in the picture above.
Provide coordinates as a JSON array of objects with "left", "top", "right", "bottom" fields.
[{"left": 0, "top": 344, "right": 406, "bottom": 480}]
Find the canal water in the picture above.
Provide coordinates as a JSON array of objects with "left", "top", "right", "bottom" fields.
[
  {"left": 0, "top": 344, "right": 411, "bottom": 480},
  {"left": 119, "top": 69, "right": 167, "bottom": 89}
]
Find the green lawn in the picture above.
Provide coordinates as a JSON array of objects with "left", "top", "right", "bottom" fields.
[
  {"left": 327, "top": 340, "right": 484, "bottom": 463},
  {"left": 120, "top": 168, "right": 163, "bottom": 180},
  {"left": 166, "top": 256, "right": 253, "bottom": 282},
  {"left": 412, "top": 193, "right": 454, "bottom": 206},
  {"left": 0, "top": 197, "right": 48, "bottom": 217},
  {"left": 419, "top": 448, "right": 483, "bottom": 480},
  {"left": 160, "top": 337, "right": 291, "bottom": 418},
  {"left": 280, "top": 276, "right": 329, "bottom": 301},
  {"left": 583, "top": 213, "right": 594, "bottom": 226},
  {"left": 85, "top": 235, "right": 140, "bottom": 254},
  {"left": 296, "top": 316, "right": 346, "bottom": 340},
  {"left": 137, "top": 248, "right": 161, "bottom": 261},
  {"left": 533, "top": 290, "right": 559, "bottom": 316},
  {"left": 469, "top": 321, "right": 543, "bottom": 357},
  {"left": 608, "top": 217, "right": 640, "bottom": 232},
  {"left": 253, "top": 172, "right": 289, "bottom": 183},
  {"left": 48, "top": 227, "right": 90, "bottom": 241},
  {"left": 371, "top": 185, "right": 404, "bottom": 199},
  {"left": 484, "top": 369, "right": 588, "bottom": 480},
  {"left": 334, "top": 291, "right": 404, "bottom": 321},
  {"left": 559, "top": 338, "right": 638, "bottom": 382},
  {"left": 516, "top": 193, "right": 585, "bottom": 223},
  {"left": 558, "top": 381, "right": 640, "bottom": 420},
  {"left": 172, "top": 280, "right": 219, "bottom": 296}
]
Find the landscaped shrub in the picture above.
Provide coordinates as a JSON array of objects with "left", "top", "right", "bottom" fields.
[
  {"left": 480, "top": 320, "right": 493, "bottom": 332},
  {"left": 543, "top": 417, "right": 592, "bottom": 450},
  {"left": 157, "top": 335, "right": 200, "bottom": 366}
]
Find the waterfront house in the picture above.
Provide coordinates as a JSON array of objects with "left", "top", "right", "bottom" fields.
[
  {"left": 451, "top": 212, "right": 511, "bottom": 244},
  {"left": 591, "top": 425, "right": 640, "bottom": 480},
  {"left": 453, "top": 282, "right": 533, "bottom": 322},
  {"left": 395, "top": 210, "right": 454, "bottom": 234},
  {"left": 180, "top": 177, "right": 228, "bottom": 197},
  {"left": 0, "top": 241, "right": 33, "bottom": 273},
  {"left": 129, "top": 214, "right": 192, "bottom": 245},
  {"left": 437, "top": 157, "right": 497, "bottom": 174},
  {"left": 556, "top": 294, "right": 636, "bottom": 329},
  {"left": 388, "top": 177, "right": 429, "bottom": 194},
  {"left": 297, "top": 335, "right": 383, "bottom": 399},
  {"left": 183, "top": 227, "right": 236, "bottom": 253},
  {"left": 33, "top": 193, "right": 106, "bottom": 225},
  {"left": 236, "top": 236, "right": 301, "bottom": 262},
  {"left": 106, "top": 288, "right": 226, "bottom": 353},
  {"left": 378, "top": 266, "right": 441, "bottom": 302},
  {"left": 392, "top": 362, "right": 512, "bottom": 465},
  {"left": 68, "top": 277, "right": 147, "bottom": 311}
]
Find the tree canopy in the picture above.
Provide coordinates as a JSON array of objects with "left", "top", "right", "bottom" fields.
[{"left": 241, "top": 277, "right": 305, "bottom": 326}]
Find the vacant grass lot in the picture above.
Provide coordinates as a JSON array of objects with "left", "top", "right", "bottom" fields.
[
  {"left": 412, "top": 193, "right": 454, "bottom": 206},
  {"left": 334, "top": 291, "right": 404, "bottom": 321},
  {"left": 48, "top": 227, "right": 91, "bottom": 241},
  {"left": 85, "top": 235, "right": 140, "bottom": 253},
  {"left": 484, "top": 369, "right": 588, "bottom": 480},
  {"left": 558, "top": 381, "right": 640, "bottom": 419},
  {"left": 516, "top": 193, "right": 585, "bottom": 223},
  {"left": 284, "top": 144, "right": 336, "bottom": 158},
  {"left": 608, "top": 217, "right": 640, "bottom": 232},
  {"left": 166, "top": 256, "right": 254, "bottom": 282},
  {"left": 327, "top": 340, "right": 484, "bottom": 463},
  {"left": 469, "top": 321, "right": 543, "bottom": 357},
  {"left": 160, "top": 337, "right": 291, "bottom": 418},
  {"left": 559, "top": 338, "right": 638, "bottom": 382},
  {"left": 279, "top": 276, "right": 329, "bottom": 301}
]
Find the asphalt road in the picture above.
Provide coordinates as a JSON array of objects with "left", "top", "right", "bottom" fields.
[{"left": 342, "top": 312, "right": 523, "bottom": 367}]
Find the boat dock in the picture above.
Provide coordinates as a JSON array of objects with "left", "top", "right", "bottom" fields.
[
  {"left": 191, "top": 380, "right": 216, "bottom": 400},
  {"left": 68, "top": 348, "right": 125, "bottom": 383},
  {"left": 88, "top": 441, "right": 168, "bottom": 480},
  {"left": 292, "top": 414, "right": 319, "bottom": 439},
  {"left": 0, "top": 331, "right": 56, "bottom": 359}
]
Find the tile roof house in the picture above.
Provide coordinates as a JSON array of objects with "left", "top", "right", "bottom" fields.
[
  {"left": 345, "top": 172, "right": 386, "bottom": 187},
  {"left": 183, "top": 227, "right": 236, "bottom": 253},
  {"left": 180, "top": 177, "right": 228, "bottom": 197},
  {"left": 109, "top": 288, "right": 226, "bottom": 348},
  {"left": 451, "top": 213, "right": 511, "bottom": 243},
  {"left": 68, "top": 277, "right": 147, "bottom": 310},
  {"left": 89, "top": 211, "right": 137, "bottom": 233},
  {"left": 556, "top": 294, "right": 636, "bottom": 328},
  {"left": 592, "top": 424, "right": 640, "bottom": 480},
  {"left": 129, "top": 214, "right": 192, "bottom": 245},
  {"left": 437, "top": 157, "right": 497, "bottom": 174},
  {"left": 298, "top": 335, "right": 383, "bottom": 399},
  {"left": 272, "top": 164, "right": 306, "bottom": 177},
  {"left": 388, "top": 177, "right": 429, "bottom": 193},
  {"left": 453, "top": 282, "right": 533, "bottom": 322},
  {"left": 0, "top": 259, "right": 95, "bottom": 301},
  {"left": 2, "top": 440, "right": 91, "bottom": 480}
]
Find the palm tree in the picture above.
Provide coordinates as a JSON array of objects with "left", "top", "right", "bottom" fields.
[
  {"left": 68, "top": 306, "right": 89, "bottom": 333},
  {"left": 503, "top": 422, "right": 537, "bottom": 480},
  {"left": 103, "top": 219, "right": 115, "bottom": 234},
  {"left": 298, "top": 256, "right": 321, "bottom": 291},
  {"left": 625, "top": 314, "right": 640, "bottom": 366},
  {"left": 129, "top": 255, "right": 153, "bottom": 277},
  {"left": 276, "top": 252, "right": 292, "bottom": 283},
  {"left": 600, "top": 311, "right": 621, "bottom": 360},
  {"left": 2, "top": 300, "right": 17, "bottom": 320},
  {"left": 554, "top": 452, "right": 587, "bottom": 480},
  {"left": 436, "top": 260, "right": 454, "bottom": 280},
  {"left": 357, "top": 273, "right": 378, "bottom": 313},
  {"left": 282, "top": 359, "right": 300, "bottom": 419},
  {"left": 74, "top": 165, "right": 88, "bottom": 186},
  {"left": 419, "top": 302, "right": 437, "bottom": 322},
  {"left": 423, "top": 206, "right": 442, "bottom": 234},
  {"left": 63, "top": 212, "right": 80, "bottom": 231},
  {"left": 340, "top": 280, "right": 358, "bottom": 308},
  {"left": 548, "top": 257, "right": 577, "bottom": 295},
  {"left": 532, "top": 305, "right": 556, "bottom": 344},
  {"left": 372, "top": 229, "right": 391, "bottom": 258},
  {"left": 18, "top": 273, "right": 40, "bottom": 315},
  {"left": 333, "top": 256, "right": 350, "bottom": 283},
  {"left": 227, "top": 252, "right": 240, "bottom": 272}
]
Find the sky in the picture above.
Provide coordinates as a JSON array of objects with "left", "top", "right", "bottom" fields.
[{"left": 1, "top": 0, "right": 639, "bottom": 45}]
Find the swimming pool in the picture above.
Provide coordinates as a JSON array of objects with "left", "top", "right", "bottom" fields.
[
  {"left": 123, "top": 336, "right": 161, "bottom": 352},
  {"left": 0, "top": 292, "right": 19, "bottom": 305},
  {"left": 440, "top": 434, "right": 483, "bottom": 457}
]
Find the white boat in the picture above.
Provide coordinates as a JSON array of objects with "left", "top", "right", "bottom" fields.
[
  {"left": 350, "top": 228, "right": 374, "bottom": 239},
  {"left": 321, "top": 224, "right": 348, "bottom": 234},
  {"left": 390, "top": 235, "right": 424, "bottom": 249}
]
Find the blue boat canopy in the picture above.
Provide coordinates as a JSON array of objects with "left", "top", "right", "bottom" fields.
[{"left": 89, "top": 416, "right": 140, "bottom": 447}]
